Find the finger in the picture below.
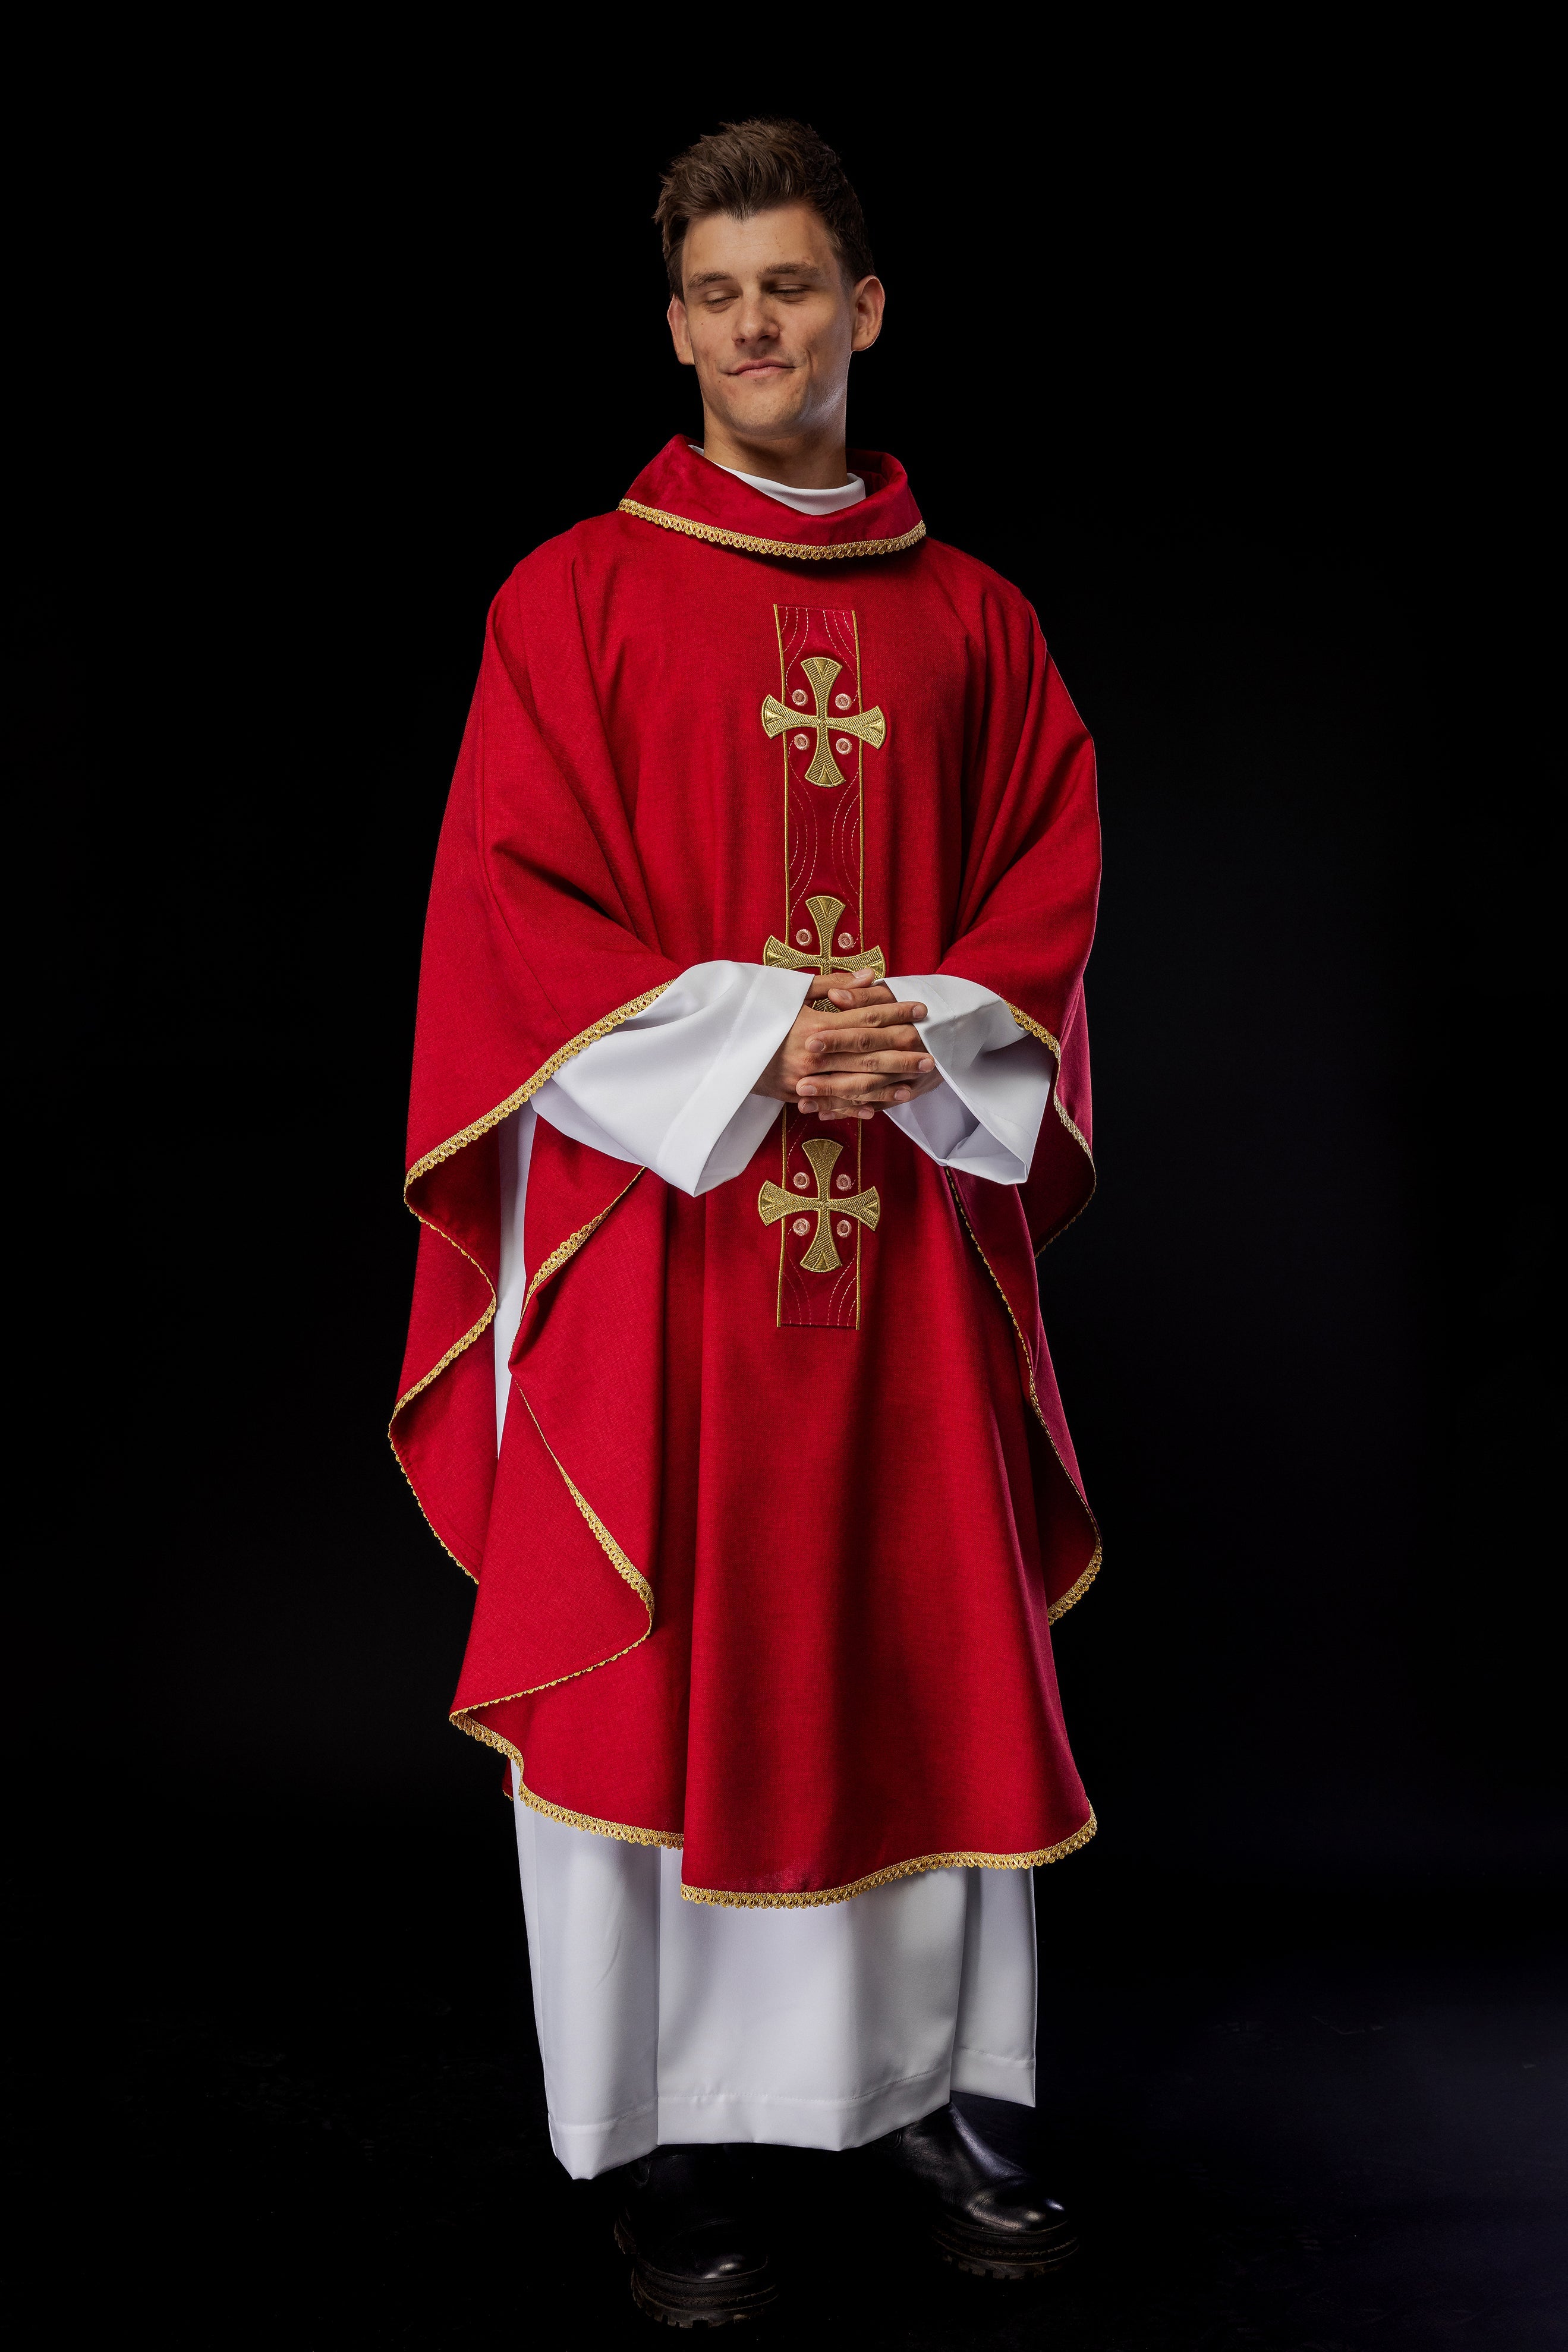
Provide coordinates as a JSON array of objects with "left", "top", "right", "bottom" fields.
[
  {"left": 798, "top": 1076, "right": 919, "bottom": 1108},
  {"left": 813, "top": 1028, "right": 925, "bottom": 1056},
  {"left": 796, "top": 1096, "right": 875, "bottom": 1120},
  {"left": 809, "top": 1053, "right": 936, "bottom": 1076},
  {"left": 823, "top": 982, "right": 896, "bottom": 1008},
  {"left": 824, "top": 993, "right": 928, "bottom": 1024},
  {"left": 813, "top": 971, "right": 880, "bottom": 1005},
  {"left": 824, "top": 1018, "right": 925, "bottom": 1046}
]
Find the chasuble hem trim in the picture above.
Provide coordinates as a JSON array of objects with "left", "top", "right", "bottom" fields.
[
  {"left": 454, "top": 1743, "right": 1097, "bottom": 1896},
  {"left": 679, "top": 1813, "right": 1098, "bottom": 1907},
  {"left": 944, "top": 1170, "right": 1103, "bottom": 1626},
  {"left": 505, "top": 1758, "right": 683, "bottom": 1847},
  {"left": 618, "top": 498, "right": 927, "bottom": 563}
]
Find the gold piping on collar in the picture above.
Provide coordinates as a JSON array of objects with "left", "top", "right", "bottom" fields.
[
  {"left": 681, "top": 1813, "right": 1098, "bottom": 1907},
  {"left": 945, "top": 1169, "right": 1103, "bottom": 1626},
  {"left": 618, "top": 498, "right": 927, "bottom": 562}
]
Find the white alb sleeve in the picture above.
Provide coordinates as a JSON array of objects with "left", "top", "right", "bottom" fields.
[
  {"left": 531, "top": 960, "right": 810, "bottom": 1197},
  {"left": 881, "top": 974, "right": 1053, "bottom": 1185}
]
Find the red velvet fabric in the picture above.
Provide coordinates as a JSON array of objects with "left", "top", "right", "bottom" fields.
[{"left": 393, "top": 439, "right": 1102, "bottom": 1898}]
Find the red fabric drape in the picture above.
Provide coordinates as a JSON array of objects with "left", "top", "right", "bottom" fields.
[{"left": 394, "top": 440, "right": 1102, "bottom": 1903}]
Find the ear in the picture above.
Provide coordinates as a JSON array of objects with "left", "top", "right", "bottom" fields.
[
  {"left": 850, "top": 274, "right": 886, "bottom": 356},
  {"left": 667, "top": 295, "right": 694, "bottom": 367}
]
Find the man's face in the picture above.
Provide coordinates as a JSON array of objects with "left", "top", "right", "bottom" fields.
[{"left": 667, "top": 202, "right": 883, "bottom": 448}]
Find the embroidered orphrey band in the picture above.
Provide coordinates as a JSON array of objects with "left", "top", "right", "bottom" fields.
[{"left": 757, "top": 604, "right": 887, "bottom": 1330}]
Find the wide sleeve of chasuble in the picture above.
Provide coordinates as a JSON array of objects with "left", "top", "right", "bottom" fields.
[
  {"left": 393, "top": 547, "right": 682, "bottom": 1578},
  {"left": 931, "top": 582, "right": 1100, "bottom": 1252}
]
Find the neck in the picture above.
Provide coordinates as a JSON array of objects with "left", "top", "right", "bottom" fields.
[{"left": 699, "top": 405, "right": 850, "bottom": 490}]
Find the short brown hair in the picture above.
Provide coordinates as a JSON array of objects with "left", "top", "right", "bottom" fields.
[{"left": 654, "top": 118, "right": 874, "bottom": 299}]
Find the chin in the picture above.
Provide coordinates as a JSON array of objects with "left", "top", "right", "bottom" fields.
[{"left": 711, "top": 385, "right": 811, "bottom": 442}]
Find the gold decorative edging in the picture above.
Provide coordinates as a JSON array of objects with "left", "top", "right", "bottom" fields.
[
  {"left": 618, "top": 498, "right": 927, "bottom": 563},
  {"left": 447, "top": 1390, "right": 658, "bottom": 1736},
  {"left": 508, "top": 1761, "right": 684, "bottom": 1847},
  {"left": 1046, "top": 1544, "right": 1102, "bottom": 1624},
  {"left": 479, "top": 1754, "right": 1095, "bottom": 1896},
  {"left": 393, "top": 1448, "right": 481, "bottom": 1585},
  {"left": 945, "top": 1170, "right": 1103, "bottom": 1626},
  {"left": 681, "top": 1812, "right": 1098, "bottom": 1908},
  {"left": 519, "top": 1392, "right": 653, "bottom": 1616},
  {"left": 389, "top": 993, "right": 669, "bottom": 1571},
  {"left": 404, "top": 985, "right": 672, "bottom": 1189},
  {"left": 522, "top": 1173, "right": 644, "bottom": 1315},
  {"left": 1006, "top": 1002, "right": 1096, "bottom": 1173},
  {"left": 388, "top": 1212, "right": 499, "bottom": 1582}
]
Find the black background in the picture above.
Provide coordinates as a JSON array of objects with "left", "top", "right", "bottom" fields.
[{"left": 32, "top": 61, "right": 1562, "bottom": 2349}]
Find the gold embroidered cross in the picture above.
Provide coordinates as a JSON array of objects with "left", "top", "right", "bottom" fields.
[
  {"left": 757, "top": 1135, "right": 881, "bottom": 1274},
  {"left": 761, "top": 655, "right": 887, "bottom": 788},
  {"left": 763, "top": 893, "right": 887, "bottom": 984}
]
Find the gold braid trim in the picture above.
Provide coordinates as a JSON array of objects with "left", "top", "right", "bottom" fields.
[
  {"left": 945, "top": 1170, "right": 1103, "bottom": 1626},
  {"left": 1006, "top": 1003, "right": 1063, "bottom": 1059},
  {"left": 1006, "top": 1001, "right": 1097, "bottom": 1243},
  {"left": 518, "top": 1392, "right": 653, "bottom": 1614},
  {"left": 1046, "top": 1544, "right": 1103, "bottom": 1624},
  {"left": 618, "top": 498, "right": 927, "bottom": 562},
  {"left": 387, "top": 1210, "right": 498, "bottom": 1580},
  {"left": 522, "top": 1173, "right": 644, "bottom": 1314},
  {"left": 392, "top": 1446, "right": 480, "bottom": 1586},
  {"left": 404, "top": 986, "right": 673, "bottom": 1189},
  {"left": 390, "top": 995, "right": 667, "bottom": 1563},
  {"left": 507, "top": 1759, "right": 683, "bottom": 1847},
  {"left": 454, "top": 1622, "right": 650, "bottom": 1722},
  {"left": 466, "top": 1752, "right": 1096, "bottom": 1892},
  {"left": 681, "top": 1813, "right": 1098, "bottom": 1908},
  {"left": 445, "top": 1388, "right": 656, "bottom": 1724}
]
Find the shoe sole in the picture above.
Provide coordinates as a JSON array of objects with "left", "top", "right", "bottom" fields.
[
  {"left": 614, "top": 2216, "right": 780, "bottom": 2328},
  {"left": 930, "top": 2224, "right": 1081, "bottom": 2281}
]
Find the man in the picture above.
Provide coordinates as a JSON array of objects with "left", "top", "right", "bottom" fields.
[{"left": 394, "top": 118, "right": 1102, "bottom": 2328}]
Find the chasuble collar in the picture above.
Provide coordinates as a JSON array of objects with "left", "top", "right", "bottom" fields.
[{"left": 619, "top": 434, "right": 924, "bottom": 560}]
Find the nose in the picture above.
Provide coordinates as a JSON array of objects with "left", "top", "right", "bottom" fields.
[{"left": 732, "top": 291, "right": 779, "bottom": 347}]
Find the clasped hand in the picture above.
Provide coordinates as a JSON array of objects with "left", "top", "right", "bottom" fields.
[{"left": 752, "top": 971, "right": 943, "bottom": 1121}]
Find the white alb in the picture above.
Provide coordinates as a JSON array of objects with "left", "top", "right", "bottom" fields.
[{"left": 491, "top": 466, "right": 1055, "bottom": 2179}]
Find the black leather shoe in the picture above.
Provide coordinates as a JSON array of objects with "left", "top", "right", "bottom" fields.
[
  {"left": 870, "top": 2102, "right": 1080, "bottom": 2278},
  {"left": 612, "top": 2145, "right": 779, "bottom": 2328}
]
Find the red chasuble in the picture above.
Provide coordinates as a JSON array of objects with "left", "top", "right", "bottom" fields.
[{"left": 393, "top": 439, "right": 1102, "bottom": 1906}]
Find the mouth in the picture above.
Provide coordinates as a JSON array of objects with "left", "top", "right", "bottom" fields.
[{"left": 727, "top": 361, "right": 793, "bottom": 377}]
